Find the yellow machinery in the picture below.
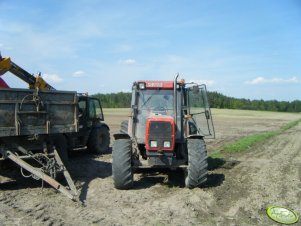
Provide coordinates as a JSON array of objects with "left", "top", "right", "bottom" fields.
[{"left": 0, "top": 53, "right": 55, "bottom": 90}]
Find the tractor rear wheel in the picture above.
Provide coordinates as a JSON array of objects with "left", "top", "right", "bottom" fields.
[
  {"left": 87, "top": 126, "right": 110, "bottom": 154},
  {"left": 185, "top": 138, "right": 208, "bottom": 188},
  {"left": 112, "top": 138, "right": 133, "bottom": 189}
]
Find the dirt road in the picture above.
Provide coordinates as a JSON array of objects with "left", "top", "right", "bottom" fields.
[{"left": 0, "top": 110, "right": 300, "bottom": 225}]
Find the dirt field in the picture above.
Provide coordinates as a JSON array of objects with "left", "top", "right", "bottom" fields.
[{"left": 1, "top": 109, "right": 300, "bottom": 225}]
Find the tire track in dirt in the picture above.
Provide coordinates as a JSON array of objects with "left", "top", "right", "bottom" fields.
[
  {"left": 205, "top": 123, "right": 301, "bottom": 225},
  {"left": 0, "top": 187, "right": 68, "bottom": 226},
  {"left": 0, "top": 185, "right": 109, "bottom": 226}
]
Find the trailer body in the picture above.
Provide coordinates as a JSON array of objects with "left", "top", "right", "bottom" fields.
[
  {"left": 0, "top": 88, "right": 77, "bottom": 138},
  {"left": 0, "top": 88, "right": 78, "bottom": 200}
]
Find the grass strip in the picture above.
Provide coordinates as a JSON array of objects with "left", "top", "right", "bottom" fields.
[
  {"left": 210, "top": 118, "right": 301, "bottom": 157},
  {"left": 222, "top": 131, "right": 278, "bottom": 153},
  {"left": 280, "top": 119, "right": 301, "bottom": 131}
]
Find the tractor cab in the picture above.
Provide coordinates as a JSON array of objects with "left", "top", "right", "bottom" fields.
[
  {"left": 131, "top": 81, "right": 175, "bottom": 145},
  {"left": 131, "top": 79, "right": 214, "bottom": 148}
]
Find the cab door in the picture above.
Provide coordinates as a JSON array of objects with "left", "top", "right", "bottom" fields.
[
  {"left": 186, "top": 84, "right": 215, "bottom": 138},
  {"left": 88, "top": 98, "right": 104, "bottom": 123},
  {"left": 78, "top": 97, "right": 88, "bottom": 134}
]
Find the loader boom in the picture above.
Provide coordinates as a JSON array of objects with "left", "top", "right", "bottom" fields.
[{"left": 0, "top": 53, "right": 55, "bottom": 90}]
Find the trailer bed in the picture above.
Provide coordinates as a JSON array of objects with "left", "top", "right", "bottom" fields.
[{"left": 0, "top": 88, "right": 78, "bottom": 137}]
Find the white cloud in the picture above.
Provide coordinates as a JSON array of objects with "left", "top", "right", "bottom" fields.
[
  {"left": 188, "top": 79, "right": 215, "bottom": 86},
  {"left": 42, "top": 74, "right": 63, "bottom": 83},
  {"left": 119, "top": 59, "right": 137, "bottom": 65},
  {"left": 72, "top": 70, "right": 86, "bottom": 77},
  {"left": 0, "top": 19, "right": 77, "bottom": 59},
  {"left": 246, "top": 76, "right": 300, "bottom": 85}
]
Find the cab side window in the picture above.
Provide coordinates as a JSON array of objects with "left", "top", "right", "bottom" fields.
[
  {"left": 89, "top": 100, "right": 96, "bottom": 118},
  {"left": 78, "top": 100, "right": 86, "bottom": 117}
]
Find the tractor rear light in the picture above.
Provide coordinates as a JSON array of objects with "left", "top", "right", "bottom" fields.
[
  {"left": 163, "top": 141, "right": 171, "bottom": 148},
  {"left": 150, "top": 140, "right": 158, "bottom": 148}
]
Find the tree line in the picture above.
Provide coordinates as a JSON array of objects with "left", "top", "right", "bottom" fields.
[
  {"left": 207, "top": 91, "right": 301, "bottom": 112},
  {"left": 92, "top": 91, "right": 301, "bottom": 113}
]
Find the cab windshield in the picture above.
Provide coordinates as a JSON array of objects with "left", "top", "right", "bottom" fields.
[{"left": 138, "top": 89, "right": 174, "bottom": 113}]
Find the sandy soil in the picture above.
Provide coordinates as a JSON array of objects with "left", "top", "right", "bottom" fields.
[{"left": 0, "top": 109, "right": 300, "bottom": 226}]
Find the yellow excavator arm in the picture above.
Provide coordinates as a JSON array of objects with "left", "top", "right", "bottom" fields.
[
  {"left": 0, "top": 56, "right": 12, "bottom": 75},
  {"left": 0, "top": 54, "right": 55, "bottom": 90}
]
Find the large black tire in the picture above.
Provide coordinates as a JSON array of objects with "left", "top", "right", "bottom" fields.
[
  {"left": 87, "top": 126, "right": 110, "bottom": 154},
  {"left": 185, "top": 138, "right": 208, "bottom": 188},
  {"left": 53, "top": 134, "right": 68, "bottom": 164},
  {"left": 112, "top": 139, "right": 133, "bottom": 189}
]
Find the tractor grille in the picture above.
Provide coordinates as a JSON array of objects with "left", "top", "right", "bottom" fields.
[{"left": 148, "top": 121, "right": 173, "bottom": 149}]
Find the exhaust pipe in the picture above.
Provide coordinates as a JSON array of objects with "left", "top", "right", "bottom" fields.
[{"left": 174, "top": 73, "right": 179, "bottom": 125}]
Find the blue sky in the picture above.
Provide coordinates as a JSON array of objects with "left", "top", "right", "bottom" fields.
[{"left": 1, "top": 0, "right": 300, "bottom": 101}]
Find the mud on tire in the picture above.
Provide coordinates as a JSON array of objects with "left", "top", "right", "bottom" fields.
[
  {"left": 112, "top": 138, "right": 133, "bottom": 189},
  {"left": 87, "top": 126, "right": 110, "bottom": 154},
  {"left": 185, "top": 138, "right": 208, "bottom": 188}
]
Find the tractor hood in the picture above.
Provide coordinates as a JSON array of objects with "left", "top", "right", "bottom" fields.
[{"left": 145, "top": 115, "right": 176, "bottom": 151}]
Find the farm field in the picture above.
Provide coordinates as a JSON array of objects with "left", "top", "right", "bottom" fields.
[
  {"left": 104, "top": 108, "right": 301, "bottom": 152},
  {"left": 1, "top": 108, "right": 301, "bottom": 225}
]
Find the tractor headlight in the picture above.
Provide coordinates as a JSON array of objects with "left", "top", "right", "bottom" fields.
[
  {"left": 150, "top": 140, "right": 158, "bottom": 148},
  {"left": 138, "top": 82, "right": 146, "bottom": 90},
  {"left": 163, "top": 141, "right": 171, "bottom": 148}
]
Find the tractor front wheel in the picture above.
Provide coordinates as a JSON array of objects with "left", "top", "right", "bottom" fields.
[
  {"left": 112, "top": 138, "right": 133, "bottom": 189},
  {"left": 185, "top": 138, "right": 208, "bottom": 188}
]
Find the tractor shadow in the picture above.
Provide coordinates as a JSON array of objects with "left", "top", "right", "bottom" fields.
[
  {"left": 0, "top": 151, "right": 113, "bottom": 204},
  {"left": 134, "top": 168, "right": 181, "bottom": 189},
  {"left": 133, "top": 156, "right": 239, "bottom": 189},
  {"left": 67, "top": 150, "right": 112, "bottom": 203},
  {"left": 207, "top": 156, "right": 241, "bottom": 170},
  {"left": 201, "top": 156, "right": 241, "bottom": 188},
  {"left": 0, "top": 160, "right": 45, "bottom": 189},
  {"left": 133, "top": 168, "right": 225, "bottom": 189}
]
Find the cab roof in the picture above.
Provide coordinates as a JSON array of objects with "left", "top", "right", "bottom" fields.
[{"left": 136, "top": 80, "right": 174, "bottom": 90}]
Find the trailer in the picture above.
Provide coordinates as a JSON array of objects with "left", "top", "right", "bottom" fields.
[
  {"left": 0, "top": 53, "right": 110, "bottom": 200},
  {"left": 0, "top": 53, "right": 110, "bottom": 157},
  {"left": 0, "top": 88, "right": 78, "bottom": 200}
]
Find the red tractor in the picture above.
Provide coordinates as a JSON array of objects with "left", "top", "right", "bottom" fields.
[{"left": 112, "top": 75, "right": 215, "bottom": 189}]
